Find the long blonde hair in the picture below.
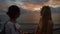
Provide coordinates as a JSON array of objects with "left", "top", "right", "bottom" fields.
[{"left": 40, "top": 6, "right": 52, "bottom": 34}]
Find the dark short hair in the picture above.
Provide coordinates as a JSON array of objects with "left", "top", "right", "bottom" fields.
[{"left": 7, "top": 5, "right": 20, "bottom": 18}]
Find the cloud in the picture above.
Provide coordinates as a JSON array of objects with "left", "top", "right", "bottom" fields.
[
  {"left": 43, "top": 0, "right": 60, "bottom": 8},
  {"left": 21, "top": 0, "right": 49, "bottom": 4},
  {"left": 0, "top": 0, "right": 60, "bottom": 11},
  {"left": 49, "top": 0, "right": 60, "bottom": 8},
  {"left": 53, "top": 0, "right": 60, "bottom": 2}
]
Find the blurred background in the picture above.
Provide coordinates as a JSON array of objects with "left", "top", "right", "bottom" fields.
[{"left": 0, "top": 0, "right": 60, "bottom": 34}]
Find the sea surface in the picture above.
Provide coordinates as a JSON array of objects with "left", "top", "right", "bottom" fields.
[{"left": 0, "top": 13, "right": 60, "bottom": 34}]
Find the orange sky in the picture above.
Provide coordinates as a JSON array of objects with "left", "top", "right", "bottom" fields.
[
  {"left": 43, "top": 0, "right": 60, "bottom": 6},
  {"left": 53, "top": 0, "right": 60, "bottom": 2},
  {"left": 1, "top": 0, "right": 60, "bottom": 11},
  {"left": 22, "top": 0, "right": 60, "bottom": 11},
  {"left": 22, "top": 4, "right": 42, "bottom": 11}
]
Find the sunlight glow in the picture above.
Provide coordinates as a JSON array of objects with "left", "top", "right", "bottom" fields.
[
  {"left": 34, "top": 8, "right": 40, "bottom": 11},
  {"left": 2, "top": 0, "right": 60, "bottom": 11},
  {"left": 20, "top": 4, "right": 42, "bottom": 11}
]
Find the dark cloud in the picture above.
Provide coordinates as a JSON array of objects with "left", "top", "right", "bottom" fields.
[
  {"left": 22, "top": 0, "right": 49, "bottom": 4},
  {"left": 53, "top": 0, "right": 60, "bottom": 2},
  {"left": 0, "top": 0, "right": 49, "bottom": 5}
]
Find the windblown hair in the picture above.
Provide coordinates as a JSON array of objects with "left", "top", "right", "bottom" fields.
[
  {"left": 41, "top": 6, "right": 52, "bottom": 20},
  {"left": 40, "top": 6, "right": 52, "bottom": 34}
]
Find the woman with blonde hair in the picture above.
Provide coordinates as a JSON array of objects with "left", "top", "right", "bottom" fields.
[{"left": 35, "top": 6, "right": 53, "bottom": 34}]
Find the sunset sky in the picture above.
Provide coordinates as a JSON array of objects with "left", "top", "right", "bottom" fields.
[
  {"left": 0, "top": 0, "right": 60, "bottom": 11},
  {"left": 0, "top": 0, "right": 60, "bottom": 24}
]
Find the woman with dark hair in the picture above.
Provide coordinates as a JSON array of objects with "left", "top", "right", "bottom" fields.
[
  {"left": 5, "top": 5, "right": 23, "bottom": 34},
  {"left": 35, "top": 6, "right": 53, "bottom": 34}
]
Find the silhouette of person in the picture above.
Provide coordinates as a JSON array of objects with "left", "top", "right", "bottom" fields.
[
  {"left": 5, "top": 5, "right": 23, "bottom": 34},
  {"left": 35, "top": 6, "right": 53, "bottom": 34}
]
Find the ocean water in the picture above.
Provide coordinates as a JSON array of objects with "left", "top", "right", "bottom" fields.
[{"left": 0, "top": 13, "right": 60, "bottom": 34}]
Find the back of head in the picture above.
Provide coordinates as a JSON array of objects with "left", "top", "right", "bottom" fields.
[
  {"left": 7, "top": 5, "right": 20, "bottom": 19},
  {"left": 40, "top": 6, "right": 52, "bottom": 20}
]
